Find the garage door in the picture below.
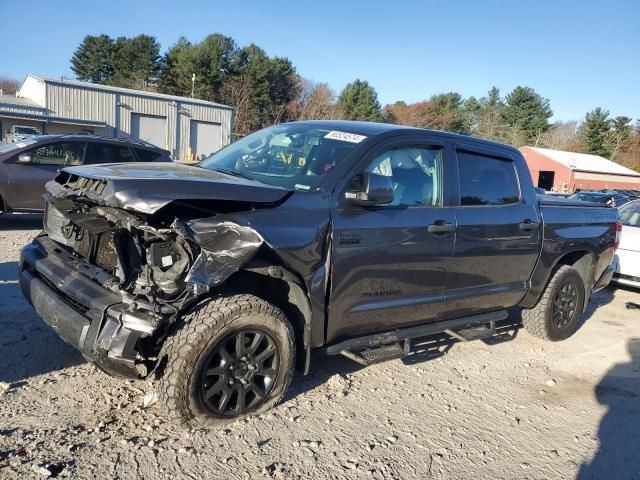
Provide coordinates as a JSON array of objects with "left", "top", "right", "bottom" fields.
[
  {"left": 131, "top": 114, "right": 166, "bottom": 148},
  {"left": 190, "top": 121, "right": 222, "bottom": 161}
]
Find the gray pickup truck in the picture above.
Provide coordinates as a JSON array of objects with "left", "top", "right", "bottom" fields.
[{"left": 19, "top": 121, "right": 619, "bottom": 426}]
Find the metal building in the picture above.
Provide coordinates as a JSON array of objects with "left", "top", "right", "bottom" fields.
[
  {"left": 0, "top": 74, "right": 233, "bottom": 161},
  {"left": 521, "top": 146, "right": 640, "bottom": 192}
]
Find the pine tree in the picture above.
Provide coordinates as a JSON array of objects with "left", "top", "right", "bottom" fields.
[
  {"left": 503, "top": 86, "right": 552, "bottom": 144},
  {"left": 336, "top": 80, "right": 382, "bottom": 122},
  {"left": 70, "top": 35, "right": 115, "bottom": 83},
  {"left": 580, "top": 108, "right": 612, "bottom": 157}
]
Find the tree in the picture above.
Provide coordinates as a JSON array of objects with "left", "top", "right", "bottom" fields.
[
  {"left": 110, "top": 35, "right": 160, "bottom": 89},
  {"left": 70, "top": 34, "right": 115, "bottom": 83},
  {"left": 503, "top": 86, "right": 552, "bottom": 144},
  {"left": 429, "top": 92, "right": 468, "bottom": 134},
  {"left": 336, "top": 80, "right": 382, "bottom": 122},
  {"left": 608, "top": 116, "right": 632, "bottom": 160},
  {"left": 474, "top": 87, "right": 506, "bottom": 142},
  {"left": 540, "top": 121, "right": 581, "bottom": 151},
  {"left": 290, "top": 79, "right": 337, "bottom": 121},
  {"left": 580, "top": 108, "right": 611, "bottom": 157},
  {"left": 0, "top": 76, "right": 20, "bottom": 95}
]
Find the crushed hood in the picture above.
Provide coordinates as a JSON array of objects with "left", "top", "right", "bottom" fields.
[{"left": 51, "top": 162, "right": 292, "bottom": 214}]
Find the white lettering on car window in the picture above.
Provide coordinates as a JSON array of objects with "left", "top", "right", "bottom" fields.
[{"left": 324, "top": 131, "right": 367, "bottom": 143}]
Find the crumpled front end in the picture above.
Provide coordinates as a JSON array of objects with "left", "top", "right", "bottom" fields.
[{"left": 19, "top": 172, "right": 269, "bottom": 377}]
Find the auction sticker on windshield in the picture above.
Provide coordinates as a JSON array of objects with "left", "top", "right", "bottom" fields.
[{"left": 324, "top": 131, "right": 367, "bottom": 143}]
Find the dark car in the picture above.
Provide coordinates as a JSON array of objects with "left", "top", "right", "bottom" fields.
[
  {"left": 19, "top": 121, "right": 618, "bottom": 426},
  {"left": 569, "top": 190, "right": 630, "bottom": 207},
  {"left": 0, "top": 134, "right": 171, "bottom": 213}
]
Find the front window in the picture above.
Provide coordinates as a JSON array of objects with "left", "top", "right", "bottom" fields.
[{"left": 199, "top": 124, "right": 366, "bottom": 191}]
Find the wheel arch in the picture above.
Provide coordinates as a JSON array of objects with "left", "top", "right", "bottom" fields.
[
  {"left": 521, "top": 248, "right": 596, "bottom": 309},
  {"left": 215, "top": 262, "right": 314, "bottom": 374}
]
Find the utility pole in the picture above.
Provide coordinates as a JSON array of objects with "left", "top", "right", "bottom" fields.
[{"left": 191, "top": 73, "right": 196, "bottom": 99}]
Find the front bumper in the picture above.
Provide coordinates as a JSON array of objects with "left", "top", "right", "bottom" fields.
[{"left": 19, "top": 235, "right": 156, "bottom": 378}]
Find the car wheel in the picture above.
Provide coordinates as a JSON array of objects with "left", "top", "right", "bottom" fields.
[
  {"left": 522, "top": 265, "right": 586, "bottom": 341},
  {"left": 157, "top": 294, "right": 295, "bottom": 426}
]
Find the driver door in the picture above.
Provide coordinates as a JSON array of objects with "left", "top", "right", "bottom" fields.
[
  {"left": 7, "top": 141, "right": 86, "bottom": 210},
  {"left": 327, "top": 138, "right": 457, "bottom": 342}
]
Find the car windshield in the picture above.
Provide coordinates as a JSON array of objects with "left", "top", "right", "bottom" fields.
[
  {"left": 0, "top": 138, "right": 38, "bottom": 154},
  {"left": 619, "top": 201, "right": 640, "bottom": 227},
  {"left": 15, "top": 126, "right": 39, "bottom": 135},
  {"left": 199, "top": 124, "right": 366, "bottom": 191}
]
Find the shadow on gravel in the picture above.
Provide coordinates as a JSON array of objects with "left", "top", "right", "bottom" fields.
[
  {"left": 578, "top": 338, "right": 640, "bottom": 479},
  {"left": 286, "top": 316, "right": 522, "bottom": 402},
  {"left": 580, "top": 286, "right": 617, "bottom": 326},
  {"left": 0, "top": 213, "right": 43, "bottom": 231},
  {"left": 0, "top": 260, "right": 84, "bottom": 384}
]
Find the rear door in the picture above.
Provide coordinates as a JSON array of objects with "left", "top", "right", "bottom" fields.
[
  {"left": 6, "top": 141, "right": 86, "bottom": 210},
  {"left": 443, "top": 145, "right": 541, "bottom": 318},
  {"left": 328, "top": 137, "right": 457, "bottom": 342}
]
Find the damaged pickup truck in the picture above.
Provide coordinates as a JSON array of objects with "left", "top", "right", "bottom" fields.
[{"left": 20, "top": 120, "right": 619, "bottom": 425}]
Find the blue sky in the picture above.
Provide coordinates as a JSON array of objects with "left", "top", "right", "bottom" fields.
[{"left": 1, "top": 0, "right": 638, "bottom": 122}]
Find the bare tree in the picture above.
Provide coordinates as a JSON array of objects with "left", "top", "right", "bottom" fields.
[
  {"left": 0, "top": 76, "right": 20, "bottom": 95},
  {"left": 289, "top": 79, "right": 337, "bottom": 121},
  {"left": 221, "top": 74, "right": 256, "bottom": 138},
  {"left": 540, "top": 121, "right": 581, "bottom": 151}
]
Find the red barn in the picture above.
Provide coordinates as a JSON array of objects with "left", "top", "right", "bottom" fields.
[{"left": 520, "top": 146, "right": 640, "bottom": 193}]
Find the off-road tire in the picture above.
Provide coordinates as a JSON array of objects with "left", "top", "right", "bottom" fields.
[
  {"left": 157, "top": 294, "right": 295, "bottom": 427},
  {"left": 522, "top": 265, "right": 586, "bottom": 341}
]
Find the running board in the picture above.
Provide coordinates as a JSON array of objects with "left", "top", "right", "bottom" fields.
[{"left": 326, "top": 310, "right": 507, "bottom": 366}]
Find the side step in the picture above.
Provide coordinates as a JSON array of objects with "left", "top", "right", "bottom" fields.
[{"left": 327, "top": 310, "right": 507, "bottom": 366}]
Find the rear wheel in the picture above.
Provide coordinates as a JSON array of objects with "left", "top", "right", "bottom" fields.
[
  {"left": 157, "top": 294, "right": 295, "bottom": 426},
  {"left": 522, "top": 265, "right": 586, "bottom": 341}
]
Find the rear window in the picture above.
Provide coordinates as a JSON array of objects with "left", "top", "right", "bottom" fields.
[
  {"left": 134, "top": 148, "right": 161, "bottom": 162},
  {"left": 458, "top": 151, "right": 520, "bottom": 206},
  {"left": 85, "top": 142, "right": 136, "bottom": 164}
]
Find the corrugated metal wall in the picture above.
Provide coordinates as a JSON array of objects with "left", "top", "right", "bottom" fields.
[
  {"left": 47, "top": 83, "right": 115, "bottom": 125},
  {"left": 44, "top": 82, "right": 232, "bottom": 161}
]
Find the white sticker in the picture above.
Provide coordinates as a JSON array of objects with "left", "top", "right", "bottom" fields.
[
  {"left": 161, "top": 255, "right": 173, "bottom": 267},
  {"left": 294, "top": 184, "right": 311, "bottom": 190},
  {"left": 324, "top": 131, "right": 367, "bottom": 143}
]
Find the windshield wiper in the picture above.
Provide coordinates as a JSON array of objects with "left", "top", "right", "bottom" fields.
[{"left": 212, "top": 168, "right": 255, "bottom": 181}]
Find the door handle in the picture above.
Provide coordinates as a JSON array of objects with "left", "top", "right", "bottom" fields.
[
  {"left": 519, "top": 220, "right": 539, "bottom": 231},
  {"left": 428, "top": 221, "right": 456, "bottom": 234}
]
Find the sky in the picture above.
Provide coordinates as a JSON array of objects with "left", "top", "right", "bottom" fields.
[{"left": 1, "top": 0, "right": 638, "bottom": 122}]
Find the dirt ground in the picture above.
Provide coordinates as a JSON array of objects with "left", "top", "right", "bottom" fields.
[{"left": 1, "top": 214, "right": 639, "bottom": 480}]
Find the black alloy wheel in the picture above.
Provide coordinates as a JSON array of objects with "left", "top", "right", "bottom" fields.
[
  {"left": 551, "top": 280, "right": 578, "bottom": 329},
  {"left": 199, "top": 329, "right": 279, "bottom": 416}
]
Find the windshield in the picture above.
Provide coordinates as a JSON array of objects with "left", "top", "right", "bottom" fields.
[
  {"left": 199, "top": 124, "right": 366, "bottom": 191},
  {"left": 619, "top": 201, "right": 640, "bottom": 227},
  {"left": 0, "top": 138, "right": 38, "bottom": 154},
  {"left": 15, "top": 126, "right": 39, "bottom": 135}
]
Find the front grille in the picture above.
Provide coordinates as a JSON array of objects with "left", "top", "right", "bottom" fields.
[
  {"left": 56, "top": 172, "right": 107, "bottom": 195},
  {"left": 34, "top": 270, "right": 90, "bottom": 315},
  {"left": 95, "top": 231, "right": 117, "bottom": 271},
  {"left": 74, "top": 229, "right": 119, "bottom": 273}
]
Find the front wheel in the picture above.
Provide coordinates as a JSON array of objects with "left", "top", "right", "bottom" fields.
[
  {"left": 522, "top": 265, "right": 586, "bottom": 341},
  {"left": 157, "top": 294, "right": 295, "bottom": 426}
]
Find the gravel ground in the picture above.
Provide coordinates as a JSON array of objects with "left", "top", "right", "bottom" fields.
[{"left": 1, "top": 214, "right": 639, "bottom": 479}]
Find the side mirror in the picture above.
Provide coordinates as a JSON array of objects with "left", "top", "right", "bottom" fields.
[
  {"left": 345, "top": 172, "right": 394, "bottom": 206},
  {"left": 17, "top": 153, "right": 32, "bottom": 164}
]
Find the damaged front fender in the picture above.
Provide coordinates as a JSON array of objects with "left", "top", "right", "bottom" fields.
[{"left": 180, "top": 219, "right": 264, "bottom": 288}]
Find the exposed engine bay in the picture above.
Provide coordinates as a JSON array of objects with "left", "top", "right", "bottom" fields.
[{"left": 43, "top": 171, "right": 265, "bottom": 336}]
